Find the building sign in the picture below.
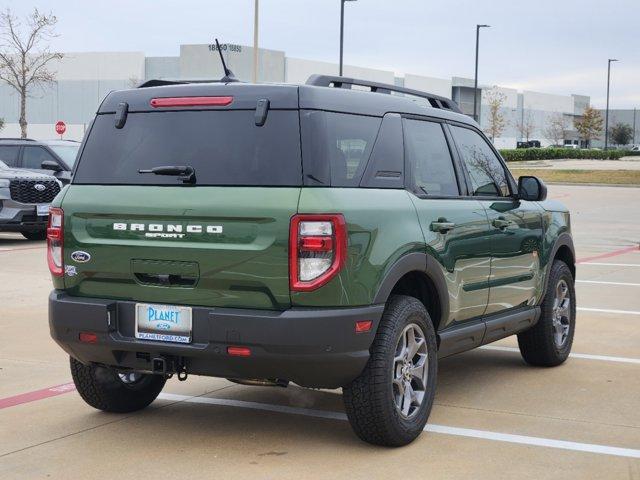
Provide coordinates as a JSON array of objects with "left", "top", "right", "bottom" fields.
[{"left": 208, "top": 43, "right": 242, "bottom": 53}]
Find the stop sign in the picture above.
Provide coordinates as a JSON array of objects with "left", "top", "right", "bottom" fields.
[{"left": 55, "top": 121, "right": 66, "bottom": 135}]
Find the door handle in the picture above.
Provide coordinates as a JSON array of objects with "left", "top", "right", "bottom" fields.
[
  {"left": 430, "top": 218, "right": 456, "bottom": 233},
  {"left": 492, "top": 217, "right": 514, "bottom": 230}
]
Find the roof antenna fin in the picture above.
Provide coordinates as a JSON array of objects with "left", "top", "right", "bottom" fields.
[{"left": 215, "top": 39, "right": 239, "bottom": 83}]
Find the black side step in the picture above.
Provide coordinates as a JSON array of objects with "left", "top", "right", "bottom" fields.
[{"left": 438, "top": 307, "right": 540, "bottom": 358}]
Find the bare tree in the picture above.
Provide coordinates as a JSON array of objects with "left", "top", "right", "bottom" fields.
[
  {"left": 574, "top": 107, "right": 603, "bottom": 148},
  {"left": 543, "top": 112, "right": 568, "bottom": 146},
  {"left": 127, "top": 77, "right": 140, "bottom": 89},
  {"left": 516, "top": 110, "right": 536, "bottom": 142},
  {"left": 0, "top": 8, "right": 63, "bottom": 138},
  {"left": 483, "top": 87, "right": 507, "bottom": 143}
]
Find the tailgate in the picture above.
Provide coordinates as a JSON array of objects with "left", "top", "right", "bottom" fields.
[{"left": 62, "top": 185, "right": 299, "bottom": 309}]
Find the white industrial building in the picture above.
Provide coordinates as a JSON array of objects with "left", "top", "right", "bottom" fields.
[{"left": 0, "top": 43, "right": 593, "bottom": 148}]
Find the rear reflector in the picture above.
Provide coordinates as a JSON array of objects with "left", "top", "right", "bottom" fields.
[
  {"left": 150, "top": 96, "right": 233, "bottom": 108},
  {"left": 355, "top": 321, "right": 373, "bottom": 333},
  {"left": 79, "top": 332, "right": 98, "bottom": 344},
  {"left": 227, "top": 346, "right": 251, "bottom": 357}
]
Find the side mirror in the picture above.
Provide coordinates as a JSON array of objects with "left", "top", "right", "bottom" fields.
[
  {"left": 518, "top": 176, "right": 547, "bottom": 201},
  {"left": 41, "top": 160, "right": 62, "bottom": 172}
]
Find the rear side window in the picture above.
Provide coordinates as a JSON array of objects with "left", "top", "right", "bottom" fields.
[
  {"left": 73, "top": 110, "right": 302, "bottom": 186},
  {"left": 403, "top": 119, "right": 459, "bottom": 196},
  {"left": 450, "top": 125, "right": 510, "bottom": 197},
  {"left": 0, "top": 146, "right": 20, "bottom": 167},
  {"left": 301, "top": 111, "right": 381, "bottom": 187}
]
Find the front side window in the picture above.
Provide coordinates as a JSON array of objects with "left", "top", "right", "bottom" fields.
[
  {"left": 451, "top": 126, "right": 510, "bottom": 197},
  {"left": 403, "top": 119, "right": 459, "bottom": 196},
  {"left": 22, "top": 146, "right": 57, "bottom": 169}
]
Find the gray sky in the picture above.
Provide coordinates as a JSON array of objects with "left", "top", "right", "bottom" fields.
[{"left": 4, "top": 0, "right": 639, "bottom": 109}]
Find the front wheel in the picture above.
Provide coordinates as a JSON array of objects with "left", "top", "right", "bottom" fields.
[
  {"left": 518, "top": 260, "right": 576, "bottom": 366},
  {"left": 343, "top": 295, "right": 437, "bottom": 447},
  {"left": 70, "top": 357, "right": 166, "bottom": 413}
]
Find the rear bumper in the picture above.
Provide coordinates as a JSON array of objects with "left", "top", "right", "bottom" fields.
[
  {"left": 49, "top": 291, "right": 384, "bottom": 388},
  {"left": 0, "top": 199, "right": 47, "bottom": 232}
]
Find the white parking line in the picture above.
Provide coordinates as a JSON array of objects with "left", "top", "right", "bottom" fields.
[
  {"left": 576, "top": 280, "right": 640, "bottom": 287},
  {"left": 578, "top": 307, "right": 640, "bottom": 316},
  {"left": 480, "top": 345, "right": 640, "bottom": 365},
  {"left": 580, "top": 262, "right": 640, "bottom": 267},
  {"left": 157, "top": 393, "right": 640, "bottom": 459}
]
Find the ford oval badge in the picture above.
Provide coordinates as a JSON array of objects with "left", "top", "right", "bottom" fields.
[{"left": 71, "top": 251, "right": 91, "bottom": 263}]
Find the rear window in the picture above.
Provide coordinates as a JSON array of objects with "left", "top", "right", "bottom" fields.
[{"left": 73, "top": 110, "right": 302, "bottom": 186}]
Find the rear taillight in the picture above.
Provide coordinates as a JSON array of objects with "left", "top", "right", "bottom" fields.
[
  {"left": 47, "top": 207, "right": 64, "bottom": 277},
  {"left": 289, "top": 214, "right": 346, "bottom": 292}
]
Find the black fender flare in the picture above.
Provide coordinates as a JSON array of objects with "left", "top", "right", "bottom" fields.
[
  {"left": 541, "top": 233, "right": 575, "bottom": 298},
  {"left": 372, "top": 252, "right": 450, "bottom": 331}
]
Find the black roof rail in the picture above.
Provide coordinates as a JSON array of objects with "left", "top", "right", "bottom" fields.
[
  {"left": 305, "top": 74, "right": 462, "bottom": 114},
  {"left": 0, "top": 137, "right": 36, "bottom": 141}
]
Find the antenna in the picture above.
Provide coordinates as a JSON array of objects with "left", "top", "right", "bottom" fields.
[{"left": 215, "top": 38, "right": 239, "bottom": 83}]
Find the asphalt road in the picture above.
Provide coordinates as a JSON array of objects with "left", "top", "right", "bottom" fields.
[{"left": 0, "top": 184, "right": 638, "bottom": 479}]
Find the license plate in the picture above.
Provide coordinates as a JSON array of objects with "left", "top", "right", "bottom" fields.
[
  {"left": 37, "top": 204, "right": 50, "bottom": 217},
  {"left": 135, "top": 303, "right": 192, "bottom": 344}
]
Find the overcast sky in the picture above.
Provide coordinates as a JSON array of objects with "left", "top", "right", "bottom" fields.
[{"left": 4, "top": 0, "right": 639, "bottom": 109}]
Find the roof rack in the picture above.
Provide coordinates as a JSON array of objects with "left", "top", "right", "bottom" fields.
[
  {"left": 0, "top": 137, "right": 36, "bottom": 141},
  {"left": 306, "top": 74, "right": 462, "bottom": 114}
]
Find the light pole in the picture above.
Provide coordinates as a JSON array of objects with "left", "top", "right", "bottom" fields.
[
  {"left": 473, "top": 24, "right": 490, "bottom": 123},
  {"left": 604, "top": 58, "right": 618, "bottom": 151},
  {"left": 252, "top": 0, "right": 259, "bottom": 83},
  {"left": 339, "top": 0, "right": 357, "bottom": 76}
]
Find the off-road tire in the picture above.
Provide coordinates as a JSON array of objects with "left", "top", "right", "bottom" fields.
[
  {"left": 343, "top": 295, "right": 437, "bottom": 447},
  {"left": 70, "top": 357, "right": 166, "bottom": 413},
  {"left": 21, "top": 230, "right": 47, "bottom": 241},
  {"left": 518, "top": 260, "right": 576, "bottom": 366}
]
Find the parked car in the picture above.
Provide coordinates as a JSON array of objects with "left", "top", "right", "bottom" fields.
[
  {"left": 0, "top": 159, "right": 62, "bottom": 240},
  {"left": 0, "top": 138, "right": 80, "bottom": 185},
  {"left": 47, "top": 75, "right": 576, "bottom": 447}
]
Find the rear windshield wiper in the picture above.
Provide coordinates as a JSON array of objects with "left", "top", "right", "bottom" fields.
[{"left": 138, "top": 165, "right": 196, "bottom": 184}]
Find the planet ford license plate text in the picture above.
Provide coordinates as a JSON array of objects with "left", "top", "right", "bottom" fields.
[{"left": 135, "top": 303, "right": 192, "bottom": 344}]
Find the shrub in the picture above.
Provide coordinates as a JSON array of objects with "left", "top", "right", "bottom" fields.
[{"left": 499, "top": 148, "right": 625, "bottom": 162}]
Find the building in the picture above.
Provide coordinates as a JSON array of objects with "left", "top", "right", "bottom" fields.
[
  {"left": 0, "top": 43, "right": 591, "bottom": 148},
  {"left": 592, "top": 109, "right": 639, "bottom": 147}
]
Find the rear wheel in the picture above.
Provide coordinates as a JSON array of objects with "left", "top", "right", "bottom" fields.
[
  {"left": 21, "top": 230, "right": 47, "bottom": 241},
  {"left": 343, "top": 295, "right": 437, "bottom": 447},
  {"left": 518, "top": 260, "right": 576, "bottom": 366},
  {"left": 70, "top": 357, "right": 166, "bottom": 413}
]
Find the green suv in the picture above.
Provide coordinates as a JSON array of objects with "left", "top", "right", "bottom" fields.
[{"left": 48, "top": 75, "right": 576, "bottom": 447}]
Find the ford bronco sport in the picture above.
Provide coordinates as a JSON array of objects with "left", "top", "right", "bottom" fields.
[{"left": 48, "top": 75, "right": 576, "bottom": 447}]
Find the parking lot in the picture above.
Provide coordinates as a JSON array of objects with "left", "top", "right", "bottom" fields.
[{"left": 0, "top": 184, "right": 638, "bottom": 479}]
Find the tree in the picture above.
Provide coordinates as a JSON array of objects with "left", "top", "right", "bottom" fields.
[
  {"left": 609, "top": 123, "right": 633, "bottom": 146},
  {"left": 483, "top": 87, "right": 507, "bottom": 143},
  {"left": 0, "top": 117, "right": 4, "bottom": 132},
  {"left": 574, "top": 107, "right": 603, "bottom": 148},
  {"left": 0, "top": 8, "right": 63, "bottom": 138},
  {"left": 543, "top": 112, "right": 568, "bottom": 146},
  {"left": 516, "top": 110, "right": 536, "bottom": 142}
]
